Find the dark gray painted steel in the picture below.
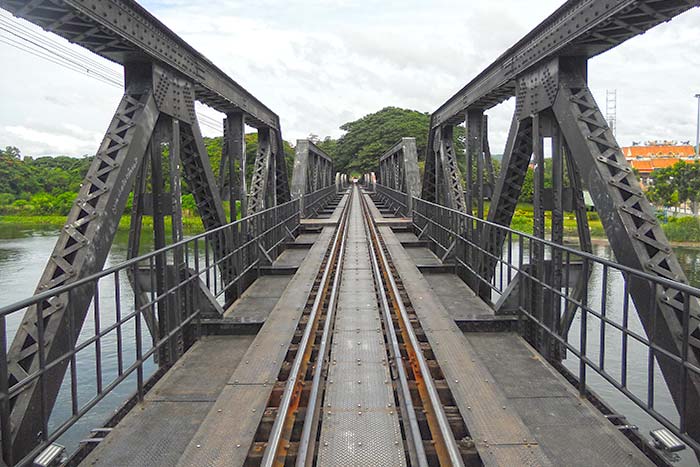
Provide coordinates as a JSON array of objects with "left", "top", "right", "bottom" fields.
[
  {"left": 7, "top": 89, "right": 159, "bottom": 459},
  {"left": 431, "top": 0, "right": 699, "bottom": 128},
  {"left": 291, "top": 140, "right": 335, "bottom": 212},
  {"left": 553, "top": 63, "right": 700, "bottom": 443},
  {"left": 0, "top": 0, "right": 280, "bottom": 129}
]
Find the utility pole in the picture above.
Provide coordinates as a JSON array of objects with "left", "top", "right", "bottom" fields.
[
  {"left": 695, "top": 93, "right": 700, "bottom": 158},
  {"left": 606, "top": 90, "right": 617, "bottom": 136}
]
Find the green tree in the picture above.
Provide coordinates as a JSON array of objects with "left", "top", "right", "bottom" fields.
[
  {"left": 327, "top": 107, "right": 465, "bottom": 175},
  {"left": 648, "top": 160, "right": 700, "bottom": 213}
]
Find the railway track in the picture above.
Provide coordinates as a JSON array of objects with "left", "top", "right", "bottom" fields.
[{"left": 244, "top": 184, "right": 479, "bottom": 466}]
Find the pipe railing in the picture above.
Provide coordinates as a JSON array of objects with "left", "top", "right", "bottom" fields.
[
  {"left": 412, "top": 197, "right": 700, "bottom": 454},
  {"left": 374, "top": 184, "right": 410, "bottom": 217},
  {"left": 301, "top": 185, "right": 338, "bottom": 218},
  {"left": 0, "top": 199, "right": 300, "bottom": 466}
]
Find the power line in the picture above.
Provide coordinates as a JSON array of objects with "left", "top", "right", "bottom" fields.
[
  {"left": 0, "top": 13, "right": 222, "bottom": 133},
  {"left": 0, "top": 11, "right": 120, "bottom": 78}
]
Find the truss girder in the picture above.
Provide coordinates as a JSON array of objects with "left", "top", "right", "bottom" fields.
[
  {"left": 424, "top": 126, "right": 466, "bottom": 212},
  {"left": 7, "top": 90, "right": 159, "bottom": 459},
  {"left": 431, "top": 0, "right": 699, "bottom": 128},
  {"left": 0, "top": 0, "right": 281, "bottom": 129},
  {"left": 248, "top": 129, "right": 274, "bottom": 213},
  {"left": 421, "top": 128, "right": 439, "bottom": 204},
  {"left": 378, "top": 138, "right": 421, "bottom": 199},
  {"left": 220, "top": 113, "right": 247, "bottom": 219},
  {"left": 290, "top": 140, "right": 334, "bottom": 199},
  {"left": 553, "top": 69, "right": 700, "bottom": 436},
  {"left": 476, "top": 116, "right": 533, "bottom": 300}
]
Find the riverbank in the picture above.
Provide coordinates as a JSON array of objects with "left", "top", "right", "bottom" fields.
[
  {"left": 0, "top": 214, "right": 206, "bottom": 233},
  {"left": 3, "top": 203, "right": 700, "bottom": 246},
  {"left": 507, "top": 203, "right": 700, "bottom": 245}
]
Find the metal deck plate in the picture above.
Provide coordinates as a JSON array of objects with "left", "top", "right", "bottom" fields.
[
  {"left": 334, "top": 306, "right": 382, "bottom": 330},
  {"left": 319, "top": 192, "right": 406, "bottom": 467},
  {"left": 325, "top": 362, "right": 394, "bottom": 409},
  {"left": 318, "top": 410, "right": 406, "bottom": 467},
  {"left": 331, "top": 330, "right": 386, "bottom": 362},
  {"left": 378, "top": 221, "right": 655, "bottom": 467}
]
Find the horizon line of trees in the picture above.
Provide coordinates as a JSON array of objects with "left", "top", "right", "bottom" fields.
[
  {"left": 646, "top": 160, "right": 700, "bottom": 214},
  {"left": 5, "top": 106, "right": 688, "bottom": 218}
]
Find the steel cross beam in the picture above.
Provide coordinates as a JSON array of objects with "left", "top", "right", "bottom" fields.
[
  {"left": 4, "top": 59, "right": 239, "bottom": 461},
  {"left": 291, "top": 140, "right": 334, "bottom": 200},
  {"left": 431, "top": 0, "right": 700, "bottom": 129},
  {"left": 378, "top": 138, "right": 421, "bottom": 196},
  {"left": 0, "top": 0, "right": 281, "bottom": 129}
]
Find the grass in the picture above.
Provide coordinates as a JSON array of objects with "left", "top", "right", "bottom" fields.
[
  {"left": 3, "top": 202, "right": 699, "bottom": 244},
  {"left": 0, "top": 214, "right": 206, "bottom": 234},
  {"left": 484, "top": 203, "right": 700, "bottom": 244}
]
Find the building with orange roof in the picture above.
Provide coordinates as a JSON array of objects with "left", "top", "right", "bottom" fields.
[{"left": 622, "top": 143, "right": 697, "bottom": 184}]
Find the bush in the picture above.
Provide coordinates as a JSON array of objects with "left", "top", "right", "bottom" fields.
[{"left": 663, "top": 216, "right": 700, "bottom": 242}]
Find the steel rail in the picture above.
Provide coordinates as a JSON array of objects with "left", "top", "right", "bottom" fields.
[
  {"left": 359, "top": 189, "right": 465, "bottom": 467},
  {"left": 295, "top": 189, "right": 351, "bottom": 466},
  {"left": 358, "top": 185, "right": 429, "bottom": 467},
  {"left": 261, "top": 189, "right": 352, "bottom": 467}
]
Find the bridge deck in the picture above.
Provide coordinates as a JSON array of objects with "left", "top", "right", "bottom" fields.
[
  {"left": 317, "top": 187, "right": 406, "bottom": 466},
  {"left": 79, "top": 191, "right": 653, "bottom": 466},
  {"left": 378, "top": 221, "right": 651, "bottom": 466}
]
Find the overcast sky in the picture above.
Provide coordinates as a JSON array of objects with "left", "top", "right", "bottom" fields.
[{"left": 0, "top": 1, "right": 698, "bottom": 158}]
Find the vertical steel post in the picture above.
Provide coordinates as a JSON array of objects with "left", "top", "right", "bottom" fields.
[{"left": 695, "top": 94, "right": 700, "bottom": 158}]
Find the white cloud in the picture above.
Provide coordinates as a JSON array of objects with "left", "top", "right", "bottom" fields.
[{"left": 0, "top": 1, "right": 698, "bottom": 158}]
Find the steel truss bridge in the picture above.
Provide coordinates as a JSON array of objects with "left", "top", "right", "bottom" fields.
[{"left": 0, "top": 1, "right": 699, "bottom": 466}]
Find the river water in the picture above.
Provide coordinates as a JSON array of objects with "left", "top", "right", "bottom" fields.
[{"left": 1, "top": 223, "right": 699, "bottom": 464}]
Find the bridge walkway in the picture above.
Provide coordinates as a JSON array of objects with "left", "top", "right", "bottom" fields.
[
  {"left": 374, "top": 210, "right": 651, "bottom": 466},
  {"left": 78, "top": 189, "right": 652, "bottom": 467}
]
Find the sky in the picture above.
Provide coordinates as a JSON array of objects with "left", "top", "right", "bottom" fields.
[{"left": 0, "top": 0, "right": 699, "bottom": 158}]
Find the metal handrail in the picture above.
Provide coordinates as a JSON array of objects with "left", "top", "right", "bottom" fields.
[
  {"left": 0, "top": 199, "right": 299, "bottom": 317},
  {"left": 412, "top": 196, "right": 700, "bottom": 454},
  {"left": 414, "top": 197, "right": 700, "bottom": 296},
  {"left": 374, "top": 183, "right": 409, "bottom": 216},
  {"left": 0, "top": 199, "right": 300, "bottom": 466},
  {"left": 301, "top": 185, "right": 337, "bottom": 218}
]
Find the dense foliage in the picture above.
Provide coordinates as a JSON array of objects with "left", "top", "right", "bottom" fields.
[
  {"left": 647, "top": 160, "right": 700, "bottom": 213},
  {"left": 0, "top": 146, "right": 91, "bottom": 215},
  {"left": 0, "top": 137, "right": 295, "bottom": 216},
  {"left": 319, "top": 107, "right": 465, "bottom": 175}
]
